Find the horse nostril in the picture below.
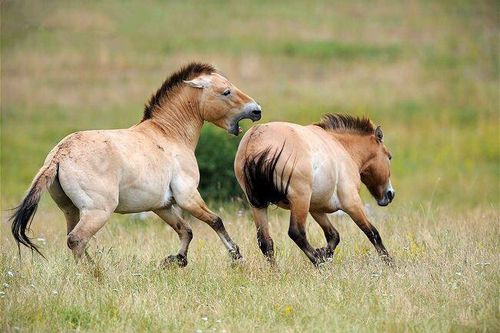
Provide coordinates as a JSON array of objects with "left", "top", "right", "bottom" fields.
[
  {"left": 387, "top": 190, "right": 395, "bottom": 201},
  {"left": 251, "top": 110, "right": 261, "bottom": 116}
]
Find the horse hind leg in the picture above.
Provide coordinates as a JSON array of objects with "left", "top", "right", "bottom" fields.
[
  {"left": 48, "top": 177, "right": 80, "bottom": 234},
  {"left": 252, "top": 207, "right": 275, "bottom": 264},
  {"left": 67, "top": 209, "right": 112, "bottom": 261},
  {"left": 310, "top": 212, "right": 340, "bottom": 262},
  {"left": 154, "top": 205, "right": 193, "bottom": 268},
  {"left": 288, "top": 199, "right": 323, "bottom": 266},
  {"left": 49, "top": 176, "right": 105, "bottom": 262}
]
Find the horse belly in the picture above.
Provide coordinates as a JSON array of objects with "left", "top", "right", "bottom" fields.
[
  {"left": 115, "top": 183, "right": 172, "bottom": 213},
  {"left": 310, "top": 185, "right": 341, "bottom": 213},
  {"left": 309, "top": 154, "right": 340, "bottom": 212}
]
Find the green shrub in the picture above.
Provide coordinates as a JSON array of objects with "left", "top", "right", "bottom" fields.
[{"left": 195, "top": 125, "right": 244, "bottom": 202}]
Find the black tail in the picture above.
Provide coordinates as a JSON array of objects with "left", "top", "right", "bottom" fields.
[
  {"left": 242, "top": 143, "right": 294, "bottom": 208},
  {"left": 10, "top": 186, "right": 44, "bottom": 257},
  {"left": 9, "top": 163, "right": 58, "bottom": 258}
]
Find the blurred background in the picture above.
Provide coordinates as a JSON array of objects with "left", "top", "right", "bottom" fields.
[{"left": 1, "top": 0, "right": 498, "bottom": 209}]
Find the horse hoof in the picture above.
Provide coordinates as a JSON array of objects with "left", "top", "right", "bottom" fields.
[
  {"left": 382, "top": 255, "right": 395, "bottom": 267},
  {"left": 229, "top": 250, "right": 243, "bottom": 262},
  {"left": 316, "top": 261, "right": 327, "bottom": 268},
  {"left": 160, "top": 254, "right": 187, "bottom": 268},
  {"left": 312, "top": 256, "right": 327, "bottom": 267},
  {"left": 315, "top": 247, "right": 334, "bottom": 262}
]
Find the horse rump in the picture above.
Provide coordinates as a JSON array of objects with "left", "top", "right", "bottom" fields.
[{"left": 242, "top": 143, "right": 293, "bottom": 208}]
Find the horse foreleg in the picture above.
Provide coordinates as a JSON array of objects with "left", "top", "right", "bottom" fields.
[
  {"left": 154, "top": 206, "right": 193, "bottom": 268},
  {"left": 345, "top": 205, "right": 393, "bottom": 265},
  {"left": 251, "top": 207, "right": 275, "bottom": 264},
  {"left": 310, "top": 212, "right": 340, "bottom": 261},
  {"left": 178, "top": 191, "right": 243, "bottom": 261}
]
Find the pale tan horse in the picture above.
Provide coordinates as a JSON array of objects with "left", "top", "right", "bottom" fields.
[
  {"left": 11, "top": 62, "right": 262, "bottom": 267},
  {"left": 234, "top": 114, "right": 395, "bottom": 266}
]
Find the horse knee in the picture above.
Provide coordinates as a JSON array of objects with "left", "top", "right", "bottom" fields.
[{"left": 208, "top": 216, "right": 224, "bottom": 231}]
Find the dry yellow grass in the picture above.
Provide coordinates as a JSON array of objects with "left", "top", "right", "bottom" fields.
[{"left": 1, "top": 204, "right": 498, "bottom": 332}]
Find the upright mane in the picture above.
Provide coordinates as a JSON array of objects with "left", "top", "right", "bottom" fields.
[
  {"left": 315, "top": 113, "right": 374, "bottom": 135},
  {"left": 143, "top": 62, "right": 216, "bottom": 120}
]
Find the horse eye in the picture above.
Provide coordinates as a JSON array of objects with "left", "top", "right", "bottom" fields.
[
  {"left": 222, "top": 89, "right": 231, "bottom": 96},
  {"left": 388, "top": 154, "right": 392, "bottom": 160}
]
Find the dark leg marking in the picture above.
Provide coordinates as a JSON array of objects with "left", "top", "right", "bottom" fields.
[
  {"left": 257, "top": 229, "right": 274, "bottom": 261},
  {"left": 360, "top": 225, "right": 393, "bottom": 265},
  {"left": 288, "top": 224, "right": 323, "bottom": 266},
  {"left": 209, "top": 217, "right": 243, "bottom": 261}
]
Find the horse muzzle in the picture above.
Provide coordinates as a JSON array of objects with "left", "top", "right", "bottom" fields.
[
  {"left": 228, "top": 102, "right": 262, "bottom": 136},
  {"left": 241, "top": 102, "right": 262, "bottom": 122},
  {"left": 377, "top": 188, "right": 395, "bottom": 207}
]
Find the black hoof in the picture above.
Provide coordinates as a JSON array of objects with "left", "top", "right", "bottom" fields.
[
  {"left": 229, "top": 248, "right": 243, "bottom": 262},
  {"left": 315, "top": 247, "right": 334, "bottom": 262},
  {"left": 311, "top": 256, "right": 326, "bottom": 267},
  {"left": 381, "top": 255, "right": 395, "bottom": 267},
  {"left": 160, "top": 254, "right": 188, "bottom": 268}
]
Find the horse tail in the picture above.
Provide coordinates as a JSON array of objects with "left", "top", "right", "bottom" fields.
[
  {"left": 10, "top": 160, "right": 58, "bottom": 258},
  {"left": 242, "top": 143, "right": 294, "bottom": 208}
]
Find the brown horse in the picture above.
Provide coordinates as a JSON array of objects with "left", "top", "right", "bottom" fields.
[
  {"left": 11, "top": 62, "right": 262, "bottom": 267},
  {"left": 234, "top": 114, "right": 395, "bottom": 266}
]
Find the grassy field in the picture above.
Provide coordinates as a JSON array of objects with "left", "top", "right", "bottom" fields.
[{"left": 1, "top": 1, "right": 499, "bottom": 332}]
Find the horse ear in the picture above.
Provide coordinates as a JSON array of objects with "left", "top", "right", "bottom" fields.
[
  {"left": 183, "top": 76, "right": 211, "bottom": 89},
  {"left": 375, "top": 126, "right": 383, "bottom": 142}
]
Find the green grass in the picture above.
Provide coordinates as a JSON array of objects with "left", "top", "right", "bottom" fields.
[
  {"left": 280, "top": 40, "right": 401, "bottom": 60},
  {"left": 1, "top": 0, "right": 499, "bottom": 331}
]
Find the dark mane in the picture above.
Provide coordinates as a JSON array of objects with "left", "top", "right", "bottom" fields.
[
  {"left": 315, "top": 113, "right": 374, "bottom": 135},
  {"left": 142, "top": 62, "right": 216, "bottom": 120}
]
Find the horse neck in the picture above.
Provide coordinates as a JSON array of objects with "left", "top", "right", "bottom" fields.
[
  {"left": 145, "top": 95, "right": 204, "bottom": 150},
  {"left": 332, "top": 133, "right": 374, "bottom": 171}
]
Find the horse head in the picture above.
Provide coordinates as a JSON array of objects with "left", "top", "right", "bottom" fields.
[
  {"left": 184, "top": 72, "right": 261, "bottom": 135},
  {"left": 360, "top": 126, "right": 395, "bottom": 206}
]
